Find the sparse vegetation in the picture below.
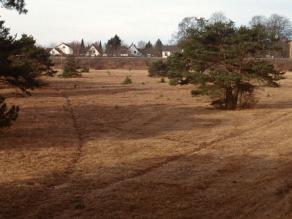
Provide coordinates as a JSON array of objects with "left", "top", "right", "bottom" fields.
[{"left": 122, "top": 75, "right": 132, "bottom": 84}]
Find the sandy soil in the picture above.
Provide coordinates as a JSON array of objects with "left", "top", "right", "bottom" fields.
[{"left": 1, "top": 70, "right": 292, "bottom": 219}]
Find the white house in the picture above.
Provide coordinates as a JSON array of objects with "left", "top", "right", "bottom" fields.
[
  {"left": 50, "top": 43, "right": 73, "bottom": 56},
  {"left": 162, "top": 45, "right": 180, "bottom": 58},
  {"left": 86, "top": 44, "right": 102, "bottom": 57},
  {"left": 49, "top": 48, "right": 63, "bottom": 56},
  {"left": 128, "top": 43, "right": 142, "bottom": 56}
]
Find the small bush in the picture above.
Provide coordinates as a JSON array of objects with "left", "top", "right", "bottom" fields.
[
  {"left": 80, "top": 66, "right": 90, "bottom": 73},
  {"left": 0, "top": 96, "right": 19, "bottom": 128},
  {"left": 191, "top": 89, "right": 202, "bottom": 96},
  {"left": 159, "top": 78, "right": 166, "bottom": 83},
  {"left": 122, "top": 76, "right": 132, "bottom": 84},
  {"left": 61, "top": 56, "right": 81, "bottom": 78},
  {"left": 191, "top": 87, "right": 209, "bottom": 96},
  {"left": 148, "top": 60, "right": 168, "bottom": 77}
]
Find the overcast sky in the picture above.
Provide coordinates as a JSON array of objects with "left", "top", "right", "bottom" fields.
[{"left": 0, "top": 0, "right": 292, "bottom": 46}]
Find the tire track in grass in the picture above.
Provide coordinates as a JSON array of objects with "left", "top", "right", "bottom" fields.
[
  {"left": 49, "top": 88, "right": 84, "bottom": 185},
  {"left": 90, "top": 109, "right": 292, "bottom": 194}
]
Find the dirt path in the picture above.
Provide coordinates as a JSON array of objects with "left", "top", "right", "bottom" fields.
[{"left": 1, "top": 70, "right": 292, "bottom": 218}]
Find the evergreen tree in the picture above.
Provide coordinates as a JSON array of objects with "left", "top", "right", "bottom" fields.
[
  {"left": 145, "top": 41, "right": 153, "bottom": 49},
  {"left": 154, "top": 39, "right": 163, "bottom": 57},
  {"left": 79, "top": 38, "right": 86, "bottom": 55},
  {"left": 62, "top": 56, "right": 80, "bottom": 77},
  {"left": 165, "top": 18, "right": 284, "bottom": 109},
  {"left": 106, "top": 35, "right": 122, "bottom": 56},
  {"left": 0, "top": 0, "right": 27, "bottom": 13},
  {"left": 155, "top": 39, "right": 163, "bottom": 49},
  {"left": 0, "top": 1, "right": 54, "bottom": 128},
  {"left": 98, "top": 41, "right": 103, "bottom": 53}
]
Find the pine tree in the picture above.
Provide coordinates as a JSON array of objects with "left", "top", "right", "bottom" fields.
[
  {"left": 62, "top": 56, "right": 80, "bottom": 77},
  {"left": 106, "top": 35, "right": 122, "bottom": 56},
  {"left": 154, "top": 39, "right": 163, "bottom": 57},
  {"left": 165, "top": 18, "right": 284, "bottom": 109},
  {"left": 80, "top": 38, "right": 85, "bottom": 56},
  {"left": 0, "top": 1, "right": 54, "bottom": 128},
  {"left": 145, "top": 41, "right": 153, "bottom": 49},
  {"left": 98, "top": 41, "right": 103, "bottom": 54},
  {"left": 0, "top": 0, "right": 27, "bottom": 13}
]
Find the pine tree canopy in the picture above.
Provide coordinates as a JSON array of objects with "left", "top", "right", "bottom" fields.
[
  {"left": 0, "top": 19, "right": 54, "bottom": 127},
  {"left": 0, "top": 0, "right": 27, "bottom": 13},
  {"left": 163, "top": 18, "right": 285, "bottom": 109}
]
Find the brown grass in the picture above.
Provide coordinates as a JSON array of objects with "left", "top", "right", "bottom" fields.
[{"left": 1, "top": 70, "right": 292, "bottom": 218}]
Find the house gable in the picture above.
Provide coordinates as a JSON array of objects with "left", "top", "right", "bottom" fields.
[
  {"left": 56, "top": 43, "right": 73, "bottom": 55},
  {"left": 128, "top": 43, "right": 142, "bottom": 56},
  {"left": 50, "top": 48, "right": 61, "bottom": 56},
  {"left": 86, "top": 44, "right": 101, "bottom": 57}
]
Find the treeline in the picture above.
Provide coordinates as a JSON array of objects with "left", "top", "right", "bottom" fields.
[{"left": 174, "top": 12, "right": 292, "bottom": 58}]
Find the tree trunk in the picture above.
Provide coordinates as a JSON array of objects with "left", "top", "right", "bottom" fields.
[{"left": 225, "top": 87, "right": 238, "bottom": 110}]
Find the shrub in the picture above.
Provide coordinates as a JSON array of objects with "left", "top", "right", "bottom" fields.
[
  {"left": 148, "top": 60, "right": 168, "bottom": 77},
  {"left": 122, "top": 76, "right": 132, "bottom": 84},
  {"left": 0, "top": 97, "right": 19, "bottom": 128},
  {"left": 169, "top": 78, "right": 179, "bottom": 86},
  {"left": 80, "top": 66, "right": 90, "bottom": 73},
  {"left": 61, "top": 56, "right": 81, "bottom": 78},
  {"left": 159, "top": 78, "right": 166, "bottom": 83}
]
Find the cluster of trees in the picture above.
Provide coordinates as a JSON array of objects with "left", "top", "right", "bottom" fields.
[
  {"left": 105, "top": 35, "right": 122, "bottom": 56},
  {"left": 0, "top": 0, "right": 54, "bottom": 128},
  {"left": 150, "top": 13, "right": 286, "bottom": 109},
  {"left": 175, "top": 12, "right": 292, "bottom": 57},
  {"left": 137, "top": 39, "right": 164, "bottom": 57},
  {"left": 104, "top": 34, "right": 164, "bottom": 56}
]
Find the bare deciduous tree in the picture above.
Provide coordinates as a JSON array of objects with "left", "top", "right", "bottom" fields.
[
  {"left": 174, "top": 17, "right": 198, "bottom": 41},
  {"left": 137, "top": 41, "right": 146, "bottom": 48},
  {"left": 209, "top": 12, "right": 228, "bottom": 24},
  {"left": 250, "top": 14, "right": 292, "bottom": 40}
]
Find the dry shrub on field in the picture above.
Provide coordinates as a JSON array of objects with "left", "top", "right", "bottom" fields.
[{"left": 122, "top": 76, "right": 132, "bottom": 85}]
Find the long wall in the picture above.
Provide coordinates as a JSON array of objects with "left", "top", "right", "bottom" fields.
[
  {"left": 51, "top": 57, "right": 292, "bottom": 71},
  {"left": 51, "top": 57, "right": 163, "bottom": 70}
]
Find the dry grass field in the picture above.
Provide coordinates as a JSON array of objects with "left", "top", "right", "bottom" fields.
[{"left": 1, "top": 69, "right": 292, "bottom": 218}]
